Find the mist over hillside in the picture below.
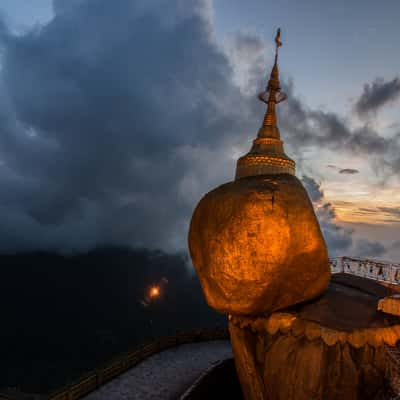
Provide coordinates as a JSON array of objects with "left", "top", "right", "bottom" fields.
[{"left": 0, "top": 247, "right": 225, "bottom": 393}]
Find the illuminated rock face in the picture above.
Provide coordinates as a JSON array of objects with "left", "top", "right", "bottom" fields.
[
  {"left": 188, "top": 173, "right": 330, "bottom": 315},
  {"left": 188, "top": 29, "right": 330, "bottom": 315}
]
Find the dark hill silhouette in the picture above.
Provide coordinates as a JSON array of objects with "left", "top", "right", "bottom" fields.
[{"left": 0, "top": 247, "right": 225, "bottom": 394}]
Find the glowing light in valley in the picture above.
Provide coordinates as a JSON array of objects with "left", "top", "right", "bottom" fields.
[
  {"left": 139, "top": 278, "right": 169, "bottom": 307},
  {"left": 149, "top": 285, "right": 160, "bottom": 299}
]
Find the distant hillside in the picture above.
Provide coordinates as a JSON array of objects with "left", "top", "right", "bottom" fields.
[{"left": 0, "top": 247, "right": 225, "bottom": 394}]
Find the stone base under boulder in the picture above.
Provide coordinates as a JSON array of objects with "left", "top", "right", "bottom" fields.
[{"left": 229, "top": 274, "right": 400, "bottom": 400}]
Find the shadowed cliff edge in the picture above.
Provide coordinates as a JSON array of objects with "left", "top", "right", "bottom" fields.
[{"left": 0, "top": 247, "right": 225, "bottom": 394}]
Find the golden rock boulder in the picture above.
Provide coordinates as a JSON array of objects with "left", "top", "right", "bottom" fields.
[{"left": 188, "top": 173, "right": 330, "bottom": 315}]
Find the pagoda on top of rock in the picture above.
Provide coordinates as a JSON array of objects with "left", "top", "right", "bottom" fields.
[
  {"left": 189, "top": 29, "right": 400, "bottom": 400},
  {"left": 188, "top": 28, "right": 330, "bottom": 316},
  {"left": 236, "top": 28, "right": 295, "bottom": 179}
]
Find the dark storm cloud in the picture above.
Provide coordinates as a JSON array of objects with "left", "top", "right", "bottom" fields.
[
  {"left": 302, "top": 175, "right": 352, "bottom": 256},
  {"left": 0, "top": 17, "right": 6, "bottom": 44},
  {"left": 339, "top": 168, "right": 359, "bottom": 174},
  {"left": 279, "top": 81, "right": 400, "bottom": 175},
  {"left": 0, "top": 1, "right": 396, "bottom": 256},
  {"left": 281, "top": 82, "right": 391, "bottom": 154},
  {"left": 355, "top": 239, "right": 386, "bottom": 258},
  {"left": 355, "top": 77, "right": 400, "bottom": 117},
  {"left": 301, "top": 175, "right": 323, "bottom": 202},
  {"left": 0, "top": 0, "right": 258, "bottom": 252},
  {"left": 302, "top": 175, "right": 386, "bottom": 258},
  {"left": 232, "top": 33, "right": 264, "bottom": 56},
  {"left": 52, "top": 0, "right": 85, "bottom": 15},
  {"left": 279, "top": 82, "right": 351, "bottom": 151}
]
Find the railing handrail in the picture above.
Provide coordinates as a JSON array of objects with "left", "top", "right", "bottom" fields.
[
  {"left": 330, "top": 256, "right": 400, "bottom": 285},
  {"left": 330, "top": 256, "right": 400, "bottom": 268},
  {"left": 46, "top": 327, "right": 229, "bottom": 400}
]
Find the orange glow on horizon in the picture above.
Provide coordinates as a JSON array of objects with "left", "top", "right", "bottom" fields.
[{"left": 319, "top": 182, "right": 400, "bottom": 226}]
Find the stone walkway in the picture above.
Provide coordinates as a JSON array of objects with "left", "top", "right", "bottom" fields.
[{"left": 84, "top": 340, "right": 232, "bottom": 400}]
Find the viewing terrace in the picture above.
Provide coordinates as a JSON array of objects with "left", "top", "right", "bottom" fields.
[{"left": 330, "top": 257, "right": 400, "bottom": 285}]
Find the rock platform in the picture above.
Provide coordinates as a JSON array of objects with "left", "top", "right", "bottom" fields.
[{"left": 229, "top": 274, "right": 400, "bottom": 400}]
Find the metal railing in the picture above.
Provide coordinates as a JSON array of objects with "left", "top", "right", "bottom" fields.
[
  {"left": 48, "top": 328, "right": 228, "bottom": 400},
  {"left": 4, "top": 256, "right": 400, "bottom": 400},
  {"left": 331, "top": 257, "right": 400, "bottom": 398},
  {"left": 0, "top": 328, "right": 229, "bottom": 400},
  {"left": 330, "top": 256, "right": 400, "bottom": 285}
]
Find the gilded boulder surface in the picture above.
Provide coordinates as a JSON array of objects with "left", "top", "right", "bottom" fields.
[{"left": 188, "top": 174, "right": 330, "bottom": 315}]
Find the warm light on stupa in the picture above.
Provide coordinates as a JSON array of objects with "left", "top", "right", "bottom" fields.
[
  {"left": 188, "top": 28, "right": 330, "bottom": 316},
  {"left": 189, "top": 28, "right": 400, "bottom": 400}
]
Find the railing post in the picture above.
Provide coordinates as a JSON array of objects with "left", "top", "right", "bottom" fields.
[{"left": 330, "top": 256, "right": 400, "bottom": 285}]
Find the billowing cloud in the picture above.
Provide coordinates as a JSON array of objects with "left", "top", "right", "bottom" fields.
[
  {"left": 355, "top": 77, "right": 400, "bottom": 117},
  {"left": 302, "top": 176, "right": 352, "bottom": 257},
  {"left": 224, "top": 32, "right": 266, "bottom": 95},
  {"left": 0, "top": 0, "right": 261, "bottom": 253},
  {"left": 301, "top": 175, "right": 386, "bottom": 258},
  {"left": 339, "top": 168, "right": 359, "bottom": 174},
  {"left": 281, "top": 82, "right": 396, "bottom": 154},
  {"left": 355, "top": 239, "right": 386, "bottom": 258},
  {"left": 279, "top": 81, "right": 400, "bottom": 175},
  {"left": 301, "top": 175, "right": 324, "bottom": 202},
  {"left": 0, "top": 0, "right": 396, "bottom": 259},
  {"left": 52, "top": 0, "right": 84, "bottom": 15}
]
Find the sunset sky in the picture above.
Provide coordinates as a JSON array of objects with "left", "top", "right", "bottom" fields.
[{"left": 0, "top": 0, "right": 399, "bottom": 260}]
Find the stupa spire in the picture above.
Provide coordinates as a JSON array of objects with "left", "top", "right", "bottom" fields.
[
  {"left": 258, "top": 28, "right": 286, "bottom": 139},
  {"left": 235, "top": 28, "right": 295, "bottom": 180}
]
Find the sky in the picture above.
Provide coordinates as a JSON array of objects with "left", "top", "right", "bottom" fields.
[{"left": 0, "top": 0, "right": 399, "bottom": 260}]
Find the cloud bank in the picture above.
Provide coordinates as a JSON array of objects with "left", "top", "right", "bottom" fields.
[
  {"left": 355, "top": 77, "right": 400, "bottom": 117},
  {"left": 0, "top": 0, "right": 261, "bottom": 252},
  {"left": 0, "top": 0, "right": 396, "bottom": 259},
  {"left": 279, "top": 81, "right": 400, "bottom": 171},
  {"left": 301, "top": 175, "right": 386, "bottom": 258}
]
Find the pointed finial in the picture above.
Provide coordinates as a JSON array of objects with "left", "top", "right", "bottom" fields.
[
  {"left": 274, "top": 27, "right": 282, "bottom": 64},
  {"left": 257, "top": 28, "right": 287, "bottom": 139}
]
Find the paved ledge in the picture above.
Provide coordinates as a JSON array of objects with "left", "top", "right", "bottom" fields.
[
  {"left": 84, "top": 341, "right": 232, "bottom": 400},
  {"left": 48, "top": 329, "right": 229, "bottom": 400}
]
